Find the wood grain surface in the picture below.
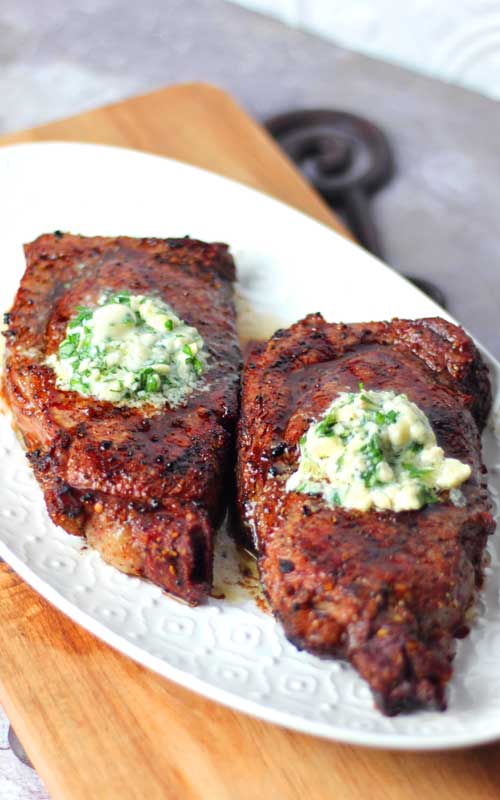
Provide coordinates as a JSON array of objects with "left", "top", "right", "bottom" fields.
[
  {"left": 0, "top": 83, "right": 349, "bottom": 236},
  {"left": 0, "top": 82, "right": 499, "bottom": 800}
]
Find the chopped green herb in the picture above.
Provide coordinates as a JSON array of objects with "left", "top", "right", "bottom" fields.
[
  {"left": 375, "top": 409, "right": 399, "bottom": 426},
  {"left": 402, "top": 462, "right": 433, "bottom": 480},
  {"left": 420, "top": 487, "right": 440, "bottom": 506},
  {"left": 165, "top": 319, "right": 174, "bottom": 331},
  {"left": 140, "top": 368, "right": 161, "bottom": 393},
  {"left": 361, "top": 469, "right": 379, "bottom": 488},
  {"left": 408, "top": 441, "right": 424, "bottom": 454},
  {"left": 316, "top": 414, "right": 336, "bottom": 437},
  {"left": 360, "top": 393, "right": 376, "bottom": 407},
  {"left": 181, "top": 343, "right": 203, "bottom": 376},
  {"left": 361, "top": 434, "right": 383, "bottom": 464},
  {"left": 68, "top": 307, "right": 92, "bottom": 329},
  {"left": 58, "top": 332, "right": 80, "bottom": 358},
  {"left": 360, "top": 435, "right": 384, "bottom": 487},
  {"left": 110, "top": 290, "right": 132, "bottom": 305}
]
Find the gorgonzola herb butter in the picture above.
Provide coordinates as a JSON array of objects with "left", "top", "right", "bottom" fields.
[
  {"left": 46, "top": 291, "right": 206, "bottom": 406},
  {"left": 286, "top": 386, "right": 471, "bottom": 512}
]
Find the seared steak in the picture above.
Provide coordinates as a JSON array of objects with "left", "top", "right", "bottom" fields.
[
  {"left": 4, "top": 233, "right": 241, "bottom": 604},
  {"left": 237, "top": 314, "right": 494, "bottom": 714}
]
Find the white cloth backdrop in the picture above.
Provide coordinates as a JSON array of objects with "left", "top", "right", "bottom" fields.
[{"left": 227, "top": 0, "right": 500, "bottom": 101}]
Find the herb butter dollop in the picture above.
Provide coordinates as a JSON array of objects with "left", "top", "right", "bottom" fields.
[
  {"left": 46, "top": 291, "right": 206, "bottom": 407},
  {"left": 286, "top": 386, "right": 471, "bottom": 512}
]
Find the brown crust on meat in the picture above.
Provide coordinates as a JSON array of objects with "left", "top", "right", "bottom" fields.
[
  {"left": 237, "top": 314, "right": 494, "bottom": 714},
  {"left": 4, "top": 233, "right": 241, "bottom": 604}
]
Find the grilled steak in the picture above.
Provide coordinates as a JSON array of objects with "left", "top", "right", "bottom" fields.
[
  {"left": 4, "top": 233, "right": 241, "bottom": 604},
  {"left": 237, "top": 314, "right": 494, "bottom": 714}
]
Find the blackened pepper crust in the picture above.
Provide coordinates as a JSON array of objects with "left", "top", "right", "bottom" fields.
[
  {"left": 237, "top": 314, "right": 494, "bottom": 714},
  {"left": 4, "top": 233, "right": 241, "bottom": 605}
]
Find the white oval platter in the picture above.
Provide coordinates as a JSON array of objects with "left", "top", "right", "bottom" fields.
[{"left": 0, "top": 141, "right": 499, "bottom": 751}]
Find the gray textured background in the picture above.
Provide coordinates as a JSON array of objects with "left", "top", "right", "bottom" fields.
[{"left": 0, "top": 2, "right": 499, "bottom": 797}]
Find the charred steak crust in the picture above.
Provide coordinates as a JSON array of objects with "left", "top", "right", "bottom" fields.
[
  {"left": 237, "top": 314, "right": 494, "bottom": 714},
  {"left": 4, "top": 233, "right": 241, "bottom": 604}
]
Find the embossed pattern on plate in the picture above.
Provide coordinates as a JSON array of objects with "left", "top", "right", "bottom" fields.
[{"left": 0, "top": 142, "right": 499, "bottom": 750}]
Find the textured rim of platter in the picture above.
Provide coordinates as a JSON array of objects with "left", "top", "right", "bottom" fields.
[{"left": 1, "top": 141, "right": 499, "bottom": 752}]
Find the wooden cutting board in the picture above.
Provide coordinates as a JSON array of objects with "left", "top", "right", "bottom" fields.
[{"left": 0, "top": 83, "right": 499, "bottom": 800}]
